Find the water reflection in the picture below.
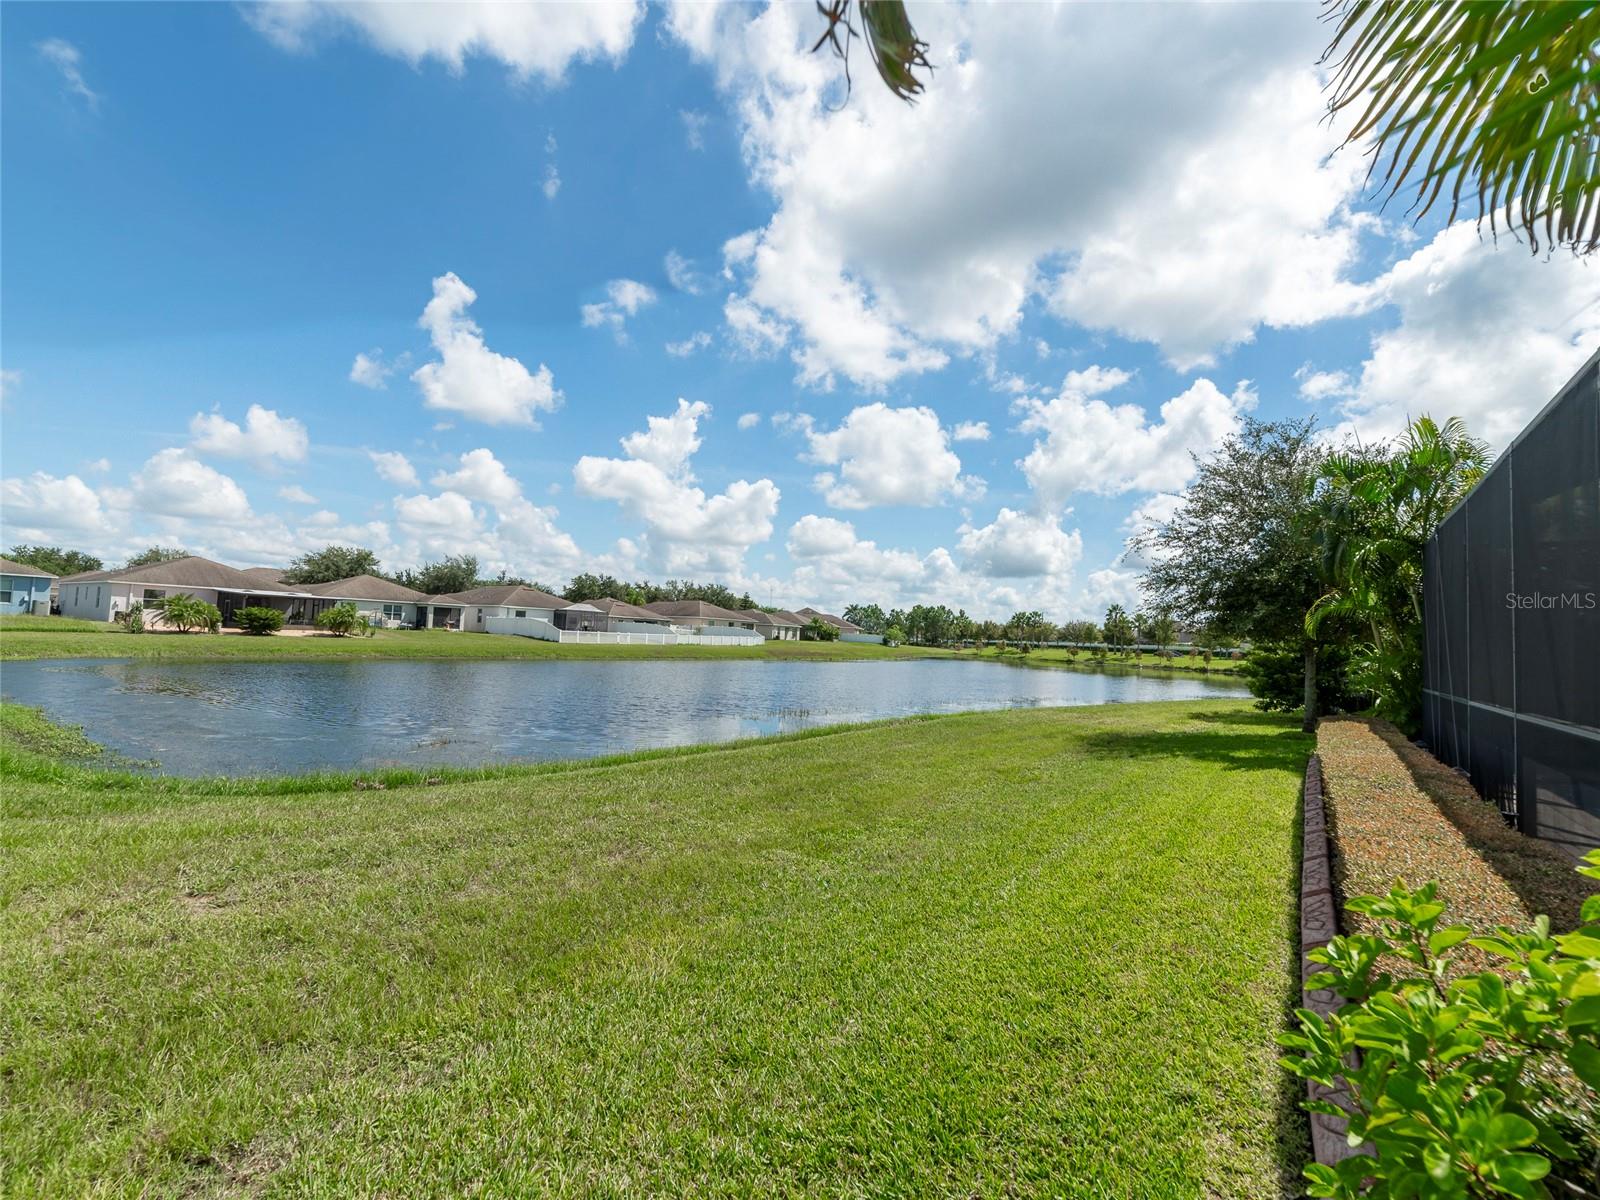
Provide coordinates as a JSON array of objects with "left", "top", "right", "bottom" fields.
[{"left": 1, "top": 657, "right": 1249, "bottom": 777}]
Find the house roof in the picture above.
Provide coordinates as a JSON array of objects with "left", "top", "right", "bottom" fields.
[
  {"left": 796, "top": 607, "right": 862, "bottom": 632},
  {"left": 641, "top": 599, "right": 756, "bottom": 622},
  {"left": 586, "top": 597, "right": 672, "bottom": 621},
  {"left": 560, "top": 601, "right": 603, "bottom": 614},
  {"left": 298, "top": 574, "right": 429, "bottom": 603},
  {"left": 239, "top": 566, "right": 286, "bottom": 585},
  {"left": 0, "top": 555, "right": 57, "bottom": 579},
  {"left": 57, "top": 555, "right": 282, "bottom": 592},
  {"left": 434, "top": 584, "right": 569, "bottom": 609},
  {"left": 738, "top": 608, "right": 804, "bottom": 627}
]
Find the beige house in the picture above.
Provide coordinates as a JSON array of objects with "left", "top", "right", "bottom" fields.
[
  {"left": 737, "top": 609, "right": 803, "bottom": 641},
  {"left": 640, "top": 600, "right": 758, "bottom": 632}
]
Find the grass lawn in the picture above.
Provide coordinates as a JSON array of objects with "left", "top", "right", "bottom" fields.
[
  {"left": 2, "top": 700, "right": 1310, "bottom": 1198},
  {"left": 0, "top": 615, "right": 954, "bottom": 664},
  {"left": 957, "top": 646, "right": 1244, "bottom": 675}
]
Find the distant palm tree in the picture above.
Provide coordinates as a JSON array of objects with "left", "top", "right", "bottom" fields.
[{"left": 1322, "top": 0, "right": 1600, "bottom": 254}]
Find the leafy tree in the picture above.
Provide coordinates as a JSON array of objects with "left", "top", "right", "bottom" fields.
[
  {"left": 396, "top": 555, "right": 479, "bottom": 596},
  {"left": 1239, "top": 641, "right": 1366, "bottom": 717},
  {"left": 235, "top": 606, "right": 285, "bottom": 636},
  {"left": 803, "top": 617, "right": 840, "bottom": 641},
  {"left": 1058, "top": 620, "right": 1100, "bottom": 657},
  {"left": 883, "top": 624, "right": 906, "bottom": 647},
  {"left": 7, "top": 545, "right": 102, "bottom": 577},
  {"left": 1191, "top": 623, "right": 1225, "bottom": 669},
  {"left": 316, "top": 602, "right": 372, "bottom": 637},
  {"left": 1139, "top": 418, "right": 1331, "bottom": 732},
  {"left": 843, "top": 603, "right": 888, "bottom": 634},
  {"left": 1139, "top": 607, "right": 1179, "bottom": 660},
  {"left": 564, "top": 572, "right": 633, "bottom": 603},
  {"left": 1322, "top": 1, "right": 1600, "bottom": 256},
  {"left": 156, "top": 593, "right": 220, "bottom": 634},
  {"left": 125, "top": 546, "right": 190, "bottom": 568},
  {"left": 282, "top": 545, "right": 382, "bottom": 585},
  {"left": 1102, "top": 604, "right": 1136, "bottom": 658}
]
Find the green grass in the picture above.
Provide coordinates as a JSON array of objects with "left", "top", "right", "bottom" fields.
[
  {"left": 0, "top": 617, "right": 954, "bottom": 664},
  {"left": 959, "top": 646, "right": 1244, "bottom": 675},
  {"left": 2, "top": 699, "right": 1311, "bottom": 1197}
]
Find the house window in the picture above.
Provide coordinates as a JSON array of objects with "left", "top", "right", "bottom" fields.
[
  {"left": 0, "top": 591, "right": 11, "bottom": 604},
  {"left": 381, "top": 603, "right": 405, "bottom": 621},
  {"left": 95, "top": 586, "right": 102, "bottom": 607},
  {"left": 515, "top": 609, "right": 526, "bottom": 618},
  {"left": 143, "top": 589, "right": 166, "bottom": 602}
]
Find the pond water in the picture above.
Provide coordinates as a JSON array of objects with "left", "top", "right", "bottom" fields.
[{"left": 1, "top": 657, "right": 1250, "bottom": 776}]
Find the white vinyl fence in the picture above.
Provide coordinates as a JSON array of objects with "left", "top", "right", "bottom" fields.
[{"left": 484, "top": 616, "right": 763, "bottom": 647}]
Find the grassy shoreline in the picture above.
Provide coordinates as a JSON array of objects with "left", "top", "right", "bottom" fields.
[
  {"left": 4, "top": 699, "right": 1310, "bottom": 1196},
  {"left": 1, "top": 616, "right": 1243, "bottom": 679}
]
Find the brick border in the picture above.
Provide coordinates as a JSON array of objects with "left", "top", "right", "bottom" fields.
[{"left": 1300, "top": 753, "right": 1364, "bottom": 1165}]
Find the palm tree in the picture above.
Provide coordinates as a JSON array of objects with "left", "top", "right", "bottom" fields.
[
  {"left": 812, "top": 1, "right": 932, "bottom": 101},
  {"left": 1306, "top": 415, "right": 1490, "bottom": 728},
  {"left": 1322, "top": 1, "right": 1600, "bottom": 254}
]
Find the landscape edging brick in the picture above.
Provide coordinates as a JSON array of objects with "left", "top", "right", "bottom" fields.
[{"left": 1300, "top": 752, "right": 1365, "bottom": 1166}]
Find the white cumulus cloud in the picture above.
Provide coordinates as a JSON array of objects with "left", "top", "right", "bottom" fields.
[
  {"left": 574, "top": 398, "right": 780, "bottom": 574},
  {"left": 245, "top": 1, "right": 644, "bottom": 82},
  {"left": 412, "top": 272, "right": 561, "bottom": 427},
  {"left": 369, "top": 449, "right": 420, "bottom": 488},
  {"left": 189, "top": 404, "right": 309, "bottom": 465},
  {"left": 1017, "top": 369, "right": 1254, "bottom": 500},
  {"left": 581, "top": 278, "right": 658, "bottom": 342},
  {"left": 800, "top": 402, "right": 981, "bottom": 509}
]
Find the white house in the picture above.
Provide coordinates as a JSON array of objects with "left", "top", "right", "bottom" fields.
[
  {"left": 56, "top": 556, "right": 320, "bottom": 624},
  {"left": 298, "top": 574, "right": 432, "bottom": 628},
  {"left": 436, "top": 584, "right": 571, "bottom": 633}
]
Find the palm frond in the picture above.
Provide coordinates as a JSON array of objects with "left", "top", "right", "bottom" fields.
[
  {"left": 1322, "top": 0, "right": 1600, "bottom": 254},
  {"left": 811, "top": 1, "right": 931, "bottom": 104}
]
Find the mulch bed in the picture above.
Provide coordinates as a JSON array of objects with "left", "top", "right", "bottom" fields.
[{"left": 1317, "top": 716, "right": 1590, "bottom": 936}]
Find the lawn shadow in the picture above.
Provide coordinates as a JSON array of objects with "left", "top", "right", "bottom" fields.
[
  {"left": 1080, "top": 714, "right": 1312, "bottom": 773},
  {"left": 1382, "top": 723, "right": 1590, "bottom": 930}
]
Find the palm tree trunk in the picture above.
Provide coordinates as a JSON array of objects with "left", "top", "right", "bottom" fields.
[{"left": 1302, "top": 638, "right": 1318, "bottom": 734}]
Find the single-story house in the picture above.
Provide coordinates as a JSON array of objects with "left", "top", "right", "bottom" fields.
[
  {"left": 737, "top": 608, "right": 803, "bottom": 641},
  {"left": 794, "top": 606, "right": 883, "bottom": 644},
  {"left": 795, "top": 607, "right": 863, "bottom": 635},
  {"left": 239, "top": 566, "right": 287, "bottom": 587},
  {"left": 297, "top": 574, "right": 434, "bottom": 628},
  {"left": 581, "top": 597, "right": 675, "bottom": 631},
  {"left": 0, "top": 556, "right": 56, "bottom": 616},
  {"left": 56, "top": 556, "right": 328, "bottom": 626},
  {"left": 640, "top": 600, "right": 758, "bottom": 632},
  {"left": 436, "top": 584, "right": 571, "bottom": 632}
]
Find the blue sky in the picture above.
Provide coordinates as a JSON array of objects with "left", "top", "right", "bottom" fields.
[{"left": 3, "top": 2, "right": 1595, "bottom": 619}]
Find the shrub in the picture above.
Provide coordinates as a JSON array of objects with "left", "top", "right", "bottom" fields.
[
  {"left": 158, "top": 593, "right": 221, "bottom": 634},
  {"left": 123, "top": 602, "right": 145, "bottom": 635},
  {"left": 235, "top": 606, "right": 285, "bottom": 636},
  {"left": 1240, "top": 640, "right": 1367, "bottom": 715},
  {"left": 883, "top": 625, "right": 905, "bottom": 647},
  {"left": 316, "top": 602, "right": 373, "bottom": 637},
  {"left": 803, "top": 617, "right": 839, "bottom": 642},
  {"left": 1281, "top": 856, "right": 1600, "bottom": 1198}
]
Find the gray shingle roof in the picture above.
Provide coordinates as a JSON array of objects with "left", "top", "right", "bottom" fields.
[
  {"left": 56, "top": 556, "right": 276, "bottom": 591},
  {"left": 435, "top": 584, "right": 569, "bottom": 608},
  {"left": 0, "top": 556, "right": 56, "bottom": 579},
  {"left": 298, "top": 574, "right": 429, "bottom": 603},
  {"left": 641, "top": 600, "right": 756, "bottom": 622},
  {"left": 586, "top": 597, "right": 672, "bottom": 621},
  {"left": 797, "top": 607, "right": 862, "bottom": 632},
  {"left": 738, "top": 608, "right": 804, "bottom": 627}
]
